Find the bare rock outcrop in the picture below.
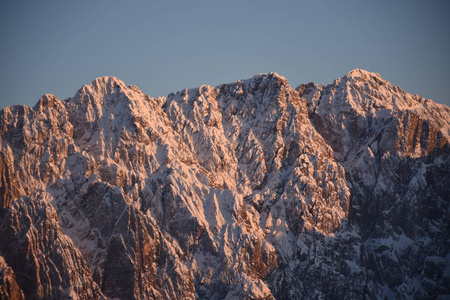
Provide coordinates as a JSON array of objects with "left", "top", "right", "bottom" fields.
[{"left": 0, "top": 70, "right": 449, "bottom": 299}]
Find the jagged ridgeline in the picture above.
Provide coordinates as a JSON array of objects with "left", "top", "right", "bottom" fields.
[{"left": 0, "top": 70, "right": 449, "bottom": 299}]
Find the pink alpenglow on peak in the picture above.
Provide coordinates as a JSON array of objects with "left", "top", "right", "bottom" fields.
[{"left": 0, "top": 70, "right": 449, "bottom": 299}]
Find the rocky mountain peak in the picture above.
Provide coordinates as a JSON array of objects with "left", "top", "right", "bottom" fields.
[
  {"left": 34, "top": 94, "right": 59, "bottom": 109},
  {"left": 87, "top": 76, "right": 127, "bottom": 92},
  {"left": 252, "top": 72, "right": 290, "bottom": 89},
  {"left": 266, "top": 72, "right": 288, "bottom": 83},
  {"left": 0, "top": 71, "right": 449, "bottom": 299},
  {"left": 344, "top": 68, "right": 383, "bottom": 82},
  {"left": 69, "top": 76, "right": 145, "bottom": 110}
]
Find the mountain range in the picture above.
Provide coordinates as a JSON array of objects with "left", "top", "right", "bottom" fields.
[{"left": 0, "top": 69, "right": 449, "bottom": 299}]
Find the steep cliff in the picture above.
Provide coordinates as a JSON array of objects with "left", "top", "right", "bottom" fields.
[{"left": 0, "top": 70, "right": 448, "bottom": 299}]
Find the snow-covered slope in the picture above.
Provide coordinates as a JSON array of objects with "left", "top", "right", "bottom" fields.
[{"left": 0, "top": 70, "right": 449, "bottom": 299}]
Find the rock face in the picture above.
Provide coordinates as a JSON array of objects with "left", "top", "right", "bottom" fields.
[
  {"left": 0, "top": 70, "right": 449, "bottom": 299},
  {"left": 0, "top": 255, "right": 24, "bottom": 300}
]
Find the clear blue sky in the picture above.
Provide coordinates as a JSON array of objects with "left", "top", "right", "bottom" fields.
[{"left": 1, "top": 0, "right": 449, "bottom": 109}]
